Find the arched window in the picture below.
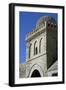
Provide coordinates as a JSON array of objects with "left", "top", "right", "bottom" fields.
[
  {"left": 29, "top": 43, "right": 32, "bottom": 58},
  {"left": 51, "top": 23, "right": 53, "bottom": 28},
  {"left": 35, "top": 47, "right": 38, "bottom": 55},
  {"left": 31, "top": 69, "right": 41, "bottom": 77},
  {"left": 54, "top": 24, "right": 56, "bottom": 28},
  {"left": 48, "top": 22, "right": 50, "bottom": 27},
  {"left": 34, "top": 41, "right": 38, "bottom": 55},
  {"left": 39, "top": 38, "right": 42, "bottom": 53}
]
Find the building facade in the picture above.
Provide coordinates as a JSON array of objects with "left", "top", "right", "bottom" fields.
[{"left": 19, "top": 16, "right": 58, "bottom": 78}]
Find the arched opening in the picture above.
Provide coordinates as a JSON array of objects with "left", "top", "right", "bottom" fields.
[
  {"left": 34, "top": 41, "right": 38, "bottom": 55},
  {"left": 39, "top": 38, "right": 42, "bottom": 53},
  {"left": 35, "top": 47, "right": 38, "bottom": 54},
  {"left": 31, "top": 69, "right": 41, "bottom": 77},
  {"left": 29, "top": 43, "right": 32, "bottom": 58}
]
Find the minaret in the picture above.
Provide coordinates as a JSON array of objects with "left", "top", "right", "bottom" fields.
[{"left": 26, "top": 16, "right": 57, "bottom": 77}]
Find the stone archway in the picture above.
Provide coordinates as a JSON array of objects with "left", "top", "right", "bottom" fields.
[
  {"left": 31, "top": 69, "right": 41, "bottom": 77},
  {"left": 29, "top": 64, "right": 44, "bottom": 77}
]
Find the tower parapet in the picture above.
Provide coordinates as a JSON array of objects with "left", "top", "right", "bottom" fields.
[{"left": 26, "top": 16, "right": 57, "bottom": 42}]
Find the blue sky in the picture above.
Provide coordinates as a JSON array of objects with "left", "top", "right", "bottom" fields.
[{"left": 19, "top": 11, "right": 57, "bottom": 64}]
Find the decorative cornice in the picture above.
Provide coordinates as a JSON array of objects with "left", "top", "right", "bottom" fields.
[{"left": 26, "top": 27, "right": 46, "bottom": 42}]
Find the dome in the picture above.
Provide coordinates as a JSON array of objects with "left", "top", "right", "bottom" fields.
[{"left": 36, "top": 16, "right": 56, "bottom": 28}]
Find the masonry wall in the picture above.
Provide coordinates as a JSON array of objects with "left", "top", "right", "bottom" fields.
[
  {"left": 26, "top": 54, "right": 47, "bottom": 77},
  {"left": 47, "top": 26, "right": 57, "bottom": 69},
  {"left": 19, "top": 64, "right": 26, "bottom": 78},
  {"left": 26, "top": 30, "right": 47, "bottom": 77}
]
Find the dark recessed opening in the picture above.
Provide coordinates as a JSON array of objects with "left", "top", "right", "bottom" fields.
[
  {"left": 31, "top": 70, "right": 41, "bottom": 77},
  {"left": 52, "top": 73, "right": 58, "bottom": 76},
  {"left": 35, "top": 47, "right": 38, "bottom": 55},
  {"left": 51, "top": 24, "right": 53, "bottom": 27},
  {"left": 54, "top": 24, "right": 56, "bottom": 28},
  {"left": 48, "top": 23, "right": 50, "bottom": 27}
]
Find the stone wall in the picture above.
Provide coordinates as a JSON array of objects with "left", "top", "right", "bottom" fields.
[{"left": 19, "top": 64, "right": 26, "bottom": 78}]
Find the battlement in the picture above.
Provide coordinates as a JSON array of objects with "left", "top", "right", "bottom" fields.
[
  {"left": 26, "top": 22, "right": 46, "bottom": 41},
  {"left": 26, "top": 22, "right": 46, "bottom": 37},
  {"left": 26, "top": 16, "right": 57, "bottom": 41}
]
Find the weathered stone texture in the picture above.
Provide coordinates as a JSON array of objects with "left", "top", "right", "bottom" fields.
[{"left": 19, "top": 16, "right": 58, "bottom": 78}]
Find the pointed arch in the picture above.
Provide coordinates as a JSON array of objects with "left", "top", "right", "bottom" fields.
[
  {"left": 28, "top": 64, "right": 44, "bottom": 77},
  {"left": 29, "top": 43, "right": 32, "bottom": 58},
  {"left": 39, "top": 38, "right": 43, "bottom": 53},
  {"left": 34, "top": 41, "right": 38, "bottom": 55}
]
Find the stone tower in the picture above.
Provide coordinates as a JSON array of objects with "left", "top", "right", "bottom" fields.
[{"left": 26, "top": 16, "right": 57, "bottom": 77}]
